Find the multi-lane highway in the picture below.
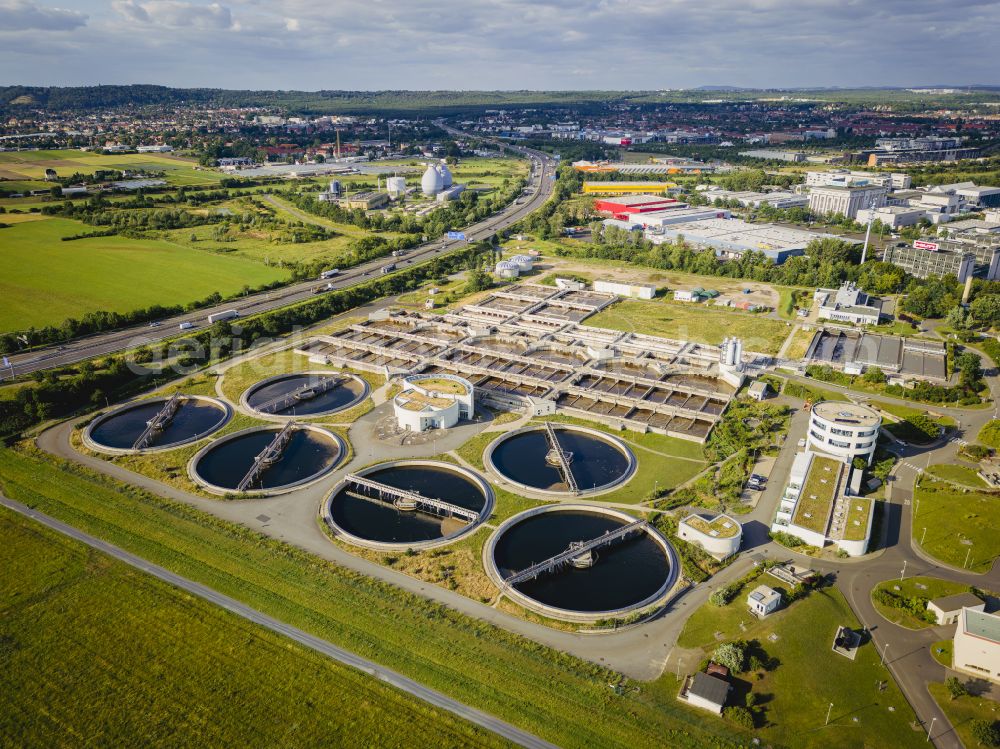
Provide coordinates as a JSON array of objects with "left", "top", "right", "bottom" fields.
[{"left": 7, "top": 135, "right": 556, "bottom": 376}]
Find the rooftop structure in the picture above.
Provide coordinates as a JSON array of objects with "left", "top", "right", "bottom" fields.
[
  {"left": 738, "top": 149, "right": 807, "bottom": 162},
  {"left": 808, "top": 184, "right": 887, "bottom": 219},
  {"left": 678, "top": 513, "right": 742, "bottom": 559},
  {"left": 747, "top": 585, "right": 782, "bottom": 617},
  {"left": 680, "top": 672, "right": 730, "bottom": 714},
  {"left": 644, "top": 217, "right": 856, "bottom": 264},
  {"left": 954, "top": 608, "right": 1000, "bottom": 683},
  {"left": 808, "top": 401, "right": 881, "bottom": 465},
  {"left": 927, "top": 592, "right": 985, "bottom": 625},
  {"left": 593, "top": 194, "right": 680, "bottom": 219},
  {"left": 804, "top": 328, "right": 947, "bottom": 383},
  {"left": 392, "top": 374, "right": 474, "bottom": 432},
  {"left": 583, "top": 181, "right": 677, "bottom": 195},
  {"left": 814, "top": 282, "right": 883, "bottom": 326},
  {"left": 704, "top": 189, "right": 808, "bottom": 210},
  {"left": 806, "top": 169, "right": 911, "bottom": 190}
]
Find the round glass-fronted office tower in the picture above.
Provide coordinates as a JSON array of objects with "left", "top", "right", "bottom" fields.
[{"left": 807, "top": 401, "right": 882, "bottom": 464}]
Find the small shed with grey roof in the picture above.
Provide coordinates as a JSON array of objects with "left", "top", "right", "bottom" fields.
[
  {"left": 928, "top": 592, "right": 985, "bottom": 625},
  {"left": 682, "top": 671, "right": 731, "bottom": 714}
]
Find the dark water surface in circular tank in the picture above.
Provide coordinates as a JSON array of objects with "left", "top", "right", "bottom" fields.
[
  {"left": 330, "top": 465, "right": 486, "bottom": 544},
  {"left": 90, "top": 399, "right": 226, "bottom": 450},
  {"left": 246, "top": 374, "right": 365, "bottom": 416},
  {"left": 492, "top": 511, "right": 669, "bottom": 613},
  {"left": 195, "top": 429, "right": 340, "bottom": 491},
  {"left": 490, "top": 428, "right": 630, "bottom": 492}
]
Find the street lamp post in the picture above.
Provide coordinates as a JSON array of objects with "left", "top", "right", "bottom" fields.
[
  {"left": 900, "top": 559, "right": 907, "bottom": 582},
  {"left": 921, "top": 527, "right": 927, "bottom": 545},
  {"left": 825, "top": 702, "right": 834, "bottom": 726},
  {"left": 881, "top": 642, "right": 890, "bottom": 667},
  {"left": 926, "top": 716, "right": 936, "bottom": 742},
  {"left": 964, "top": 544, "right": 972, "bottom": 569}
]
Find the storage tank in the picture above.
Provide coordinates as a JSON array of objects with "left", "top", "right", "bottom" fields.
[
  {"left": 386, "top": 176, "right": 406, "bottom": 198},
  {"left": 510, "top": 254, "right": 534, "bottom": 272},
  {"left": 421, "top": 165, "right": 443, "bottom": 196},
  {"left": 328, "top": 179, "right": 342, "bottom": 197},
  {"left": 439, "top": 162, "right": 453, "bottom": 188},
  {"left": 495, "top": 261, "right": 520, "bottom": 279}
]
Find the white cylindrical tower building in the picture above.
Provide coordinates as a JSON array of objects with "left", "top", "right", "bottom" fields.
[
  {"left": 386, "top": 176, "right": 406, "bottom": 198},
  {"left": 807, "top": 401, "right": 882, "bottom": 464},
  {"left": 495, "top": 261, "right": 519, "bottom": 279}
]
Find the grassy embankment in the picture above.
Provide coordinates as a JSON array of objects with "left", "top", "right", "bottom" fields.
[
  {"left": 870, "top": 575, "right": 975, "bottom": 629},
  {"left": 0, "top": 507, "right": 512, "bottom": 748},
  {"left": 913, "top": 476, "right": 1000, "bottom": 572}
]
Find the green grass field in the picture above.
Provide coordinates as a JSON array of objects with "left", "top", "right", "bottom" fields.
[
  {"left": 587, "top": 299, "right": 791, "bottom": 355},
  {"left": 0, "top": 508, "right": 510, "bottom": 748},
  {"left": 925, "top": 463, "right": 988, "bottom": 488},
  {"left": 913, "top": 477, "right": 1000, "bottom": 572},
  {"left": 0, "top": 446, "right": 747, "bottom": 749},
  {"left": 0, "top": 148, "right": 222, "bottom": 186},
  {"left": 674, "top": 583, "right": 923, "bottom": 748},
  {"left": 0, "top": 217, "right": 288, "bottom": 331},
  {"left": 870, "top": 575, "right": 973, "bottom": 629},
  {"left": 928, "top": 683, "right": 1000, "bottom": 749}
]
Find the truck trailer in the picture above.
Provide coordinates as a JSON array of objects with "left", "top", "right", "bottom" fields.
[{"left": 207, "top": 309, "right": 239, "bottom": 324}]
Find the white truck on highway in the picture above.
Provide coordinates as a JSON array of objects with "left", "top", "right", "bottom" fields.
[
  {"left": 318, "top": 268, "right": 340, "bottom": 279},
  {"left": 207, "top": 309, "right": 239, "bottom": 324},
  {"left": 178, "top": 321, "right": 195, "bottom": 330}
]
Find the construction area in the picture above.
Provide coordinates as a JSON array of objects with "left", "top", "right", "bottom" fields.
[{"left": 298, "top": 283, "right": 744, "bottom": 442}]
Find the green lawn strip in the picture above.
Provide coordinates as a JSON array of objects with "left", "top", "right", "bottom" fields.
[
  {"left": 870, "top": 576, "right": 973, "bottom": 629},
  {"left": 0, "top": 217, "right": 288, "bottom": 331},
  {"left": 0, "top": 508, "right": 510, "bottom": 749},
  {"left": 0, "top": 446, "right": 745, "bottom": 749},
  {"left": 782, "top": 380, "right": 849, "bottom": 403},
  {"left": 928, "top": 683, "right": 1000, "bottom": 749},
  {"left": 926, "top": 463, "right": 988, "bottom": 489},
  {"left": 929, "top": 640, "right": 952, "bottom": 668},
  {"left": 673, "top": 585, "right": 923, "bottom": 748},
  {"left": 913, "top": 477, "right": 1000, "bottom": 573},
  {"left": 978, "top": 419, "right": 1000, "bottom": 448},
  {"left": 586, "top": 299, "right": 791, "bottom": 355}
]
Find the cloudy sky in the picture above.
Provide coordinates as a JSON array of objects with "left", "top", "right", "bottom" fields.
[{"left": 1, "top": 0, "right": 998, "bottom": 90}]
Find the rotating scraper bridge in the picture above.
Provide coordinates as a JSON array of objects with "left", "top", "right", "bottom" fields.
[
  {"left": 342, "top": 473, "right": 480, "bottom": 523},
  {"left": 297, "top": 283, "right": 743, "bottom": 443}
]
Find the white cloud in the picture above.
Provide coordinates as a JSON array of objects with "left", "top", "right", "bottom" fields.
[
  {"left": 0, "top": 0, "right": 87, "bottom": 31},
  {"left": 112, "top": 0, "right": 233, "bottom": 30}
]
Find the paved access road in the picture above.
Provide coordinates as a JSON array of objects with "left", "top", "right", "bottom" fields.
[
  {"left": 6, "top": 134, "right": 557, "bottom": 376},
  {"left": 0, "top": 494, "right": 557, "bottom": 749}
]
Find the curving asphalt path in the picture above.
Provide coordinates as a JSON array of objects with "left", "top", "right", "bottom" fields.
[
  {"left": 0, "top": 494, "right": 556, "bottom": 749},
  {"left": 6, "top": 133, "right": 557, "bottom": 376}
]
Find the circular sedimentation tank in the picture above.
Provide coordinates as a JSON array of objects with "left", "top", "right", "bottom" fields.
[
  {"left": 323, "top": 460, "right": 493, "bottom": 550},
  {"left": 190, "top": 424, "right": 344, "bottom": 495},
  {"left": 484, "top": 424, "right": 635, "bottom": 496},
  {"left": 84, "top": 395, "right": 231, "bottom": 453},
  {"left": 485, "top": 505, "right": 678, "bottom": 622},
  {"left": 241, "top": 371, "right": 368, "bottom": 418}
]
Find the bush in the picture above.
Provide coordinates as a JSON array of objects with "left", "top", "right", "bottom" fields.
[
  {"left": 770, "top": 530, "right": 805, "bottom": 548},
  {"left": 713, "top": 642, "right": 747, "bottom": 673},
  {"left": 710, "top": 584, "right": 739, "bottom": 607},
  {"left": 971, "top": 719, "right": 1000, "bottom": 747},
  {"left": 946, "top": 676, "right": 968, "bottom": 700},
  {"left": 724, "top": 706, "right": 755, "bottom": 730}
]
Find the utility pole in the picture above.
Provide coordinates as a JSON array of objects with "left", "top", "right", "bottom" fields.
[
  {"left": 859, "top": 196, "right": 879, "bottom": 265},
  {"left": 900, "top": 559, "right": 907, "bottom": 581},
  {"left": 926, "top": 717, "right": 936, "bottom": 742},
  {"left": 881, "top": 642, "right": 890, "bottom": 667},
  {"left": 921, "top": 527, "right": 928, "bottom": 545},
  {"left": 825, "top": 702, "right": 834, "bottom": 726},
  {"left": 964, "top": 544, "right": 972, "bottom": 569}
]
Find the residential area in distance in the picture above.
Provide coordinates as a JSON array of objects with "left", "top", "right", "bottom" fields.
[{"left": 5, "top": 5, "right": 1000, "bottom": 748}]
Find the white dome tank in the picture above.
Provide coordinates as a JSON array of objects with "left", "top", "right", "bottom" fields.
[
  {"left": 510, "top": 254, "right": 534, "bottom": 271},
  {"left": 421, "top": 165, "right": 443, "bottom": 196},
  {"left": 495, "top": 261, "right": 519, "bottom": 279},
  {"left": 439, "top": 162, "right": 453, "bottom": 188}
]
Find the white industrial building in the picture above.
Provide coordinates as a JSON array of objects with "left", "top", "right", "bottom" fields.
[
  {"left": 385, "top": 176, "right": 407, "bottom": 198},
  {"left": 814, "top": 283, "right": 883, "bottom": 326},
  {"left": 747, "top": 585, "right": 782, "bottom": 617},
  {"left": 927, "top": 593, "right": 984, "bottom": 626},
  {"left": 421, "top": 161, "right": 455, "bottom": 196},
  {"left": 808, "top": 184, "right": 888, "bottom": 219},
  {"left": 593, "top": 280, "right": 655, "bottom": 300},
  {"left": 856, "top": 205, "right": 926, "bottom": 229},
  {"left": 953, "top": 608, "right": 1000, "bottom": 684},
  {"left": 677, "top": 513, "right": 742, "bottom": 559},
  {"left": 392, "top": 374, "right": 474, "bottom": 432},
  {"left": 704, "top": 189, "right": 809, "bottom": 210},
  {"left": 611, "top": 206, "right": 731, "bottom": 231},
  {"left": 805, "top": 170, "right": 911, "bottom": 190}
]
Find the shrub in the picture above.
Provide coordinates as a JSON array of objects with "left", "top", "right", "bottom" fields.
[
  {"left": 946, "top": 676, "right": 968, "bottom": 700},
  {"left": 971, "top": 719, "right": 1000, "bottom": 747},
  {"left": 710, "top": 584, "right": 739, "bottom": 607},
  {"left": 724, "top": 706, "right": 755, "bottom": 730},
  {"left": 713, "top": 642, "right": 747, "bottom": 673}
]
